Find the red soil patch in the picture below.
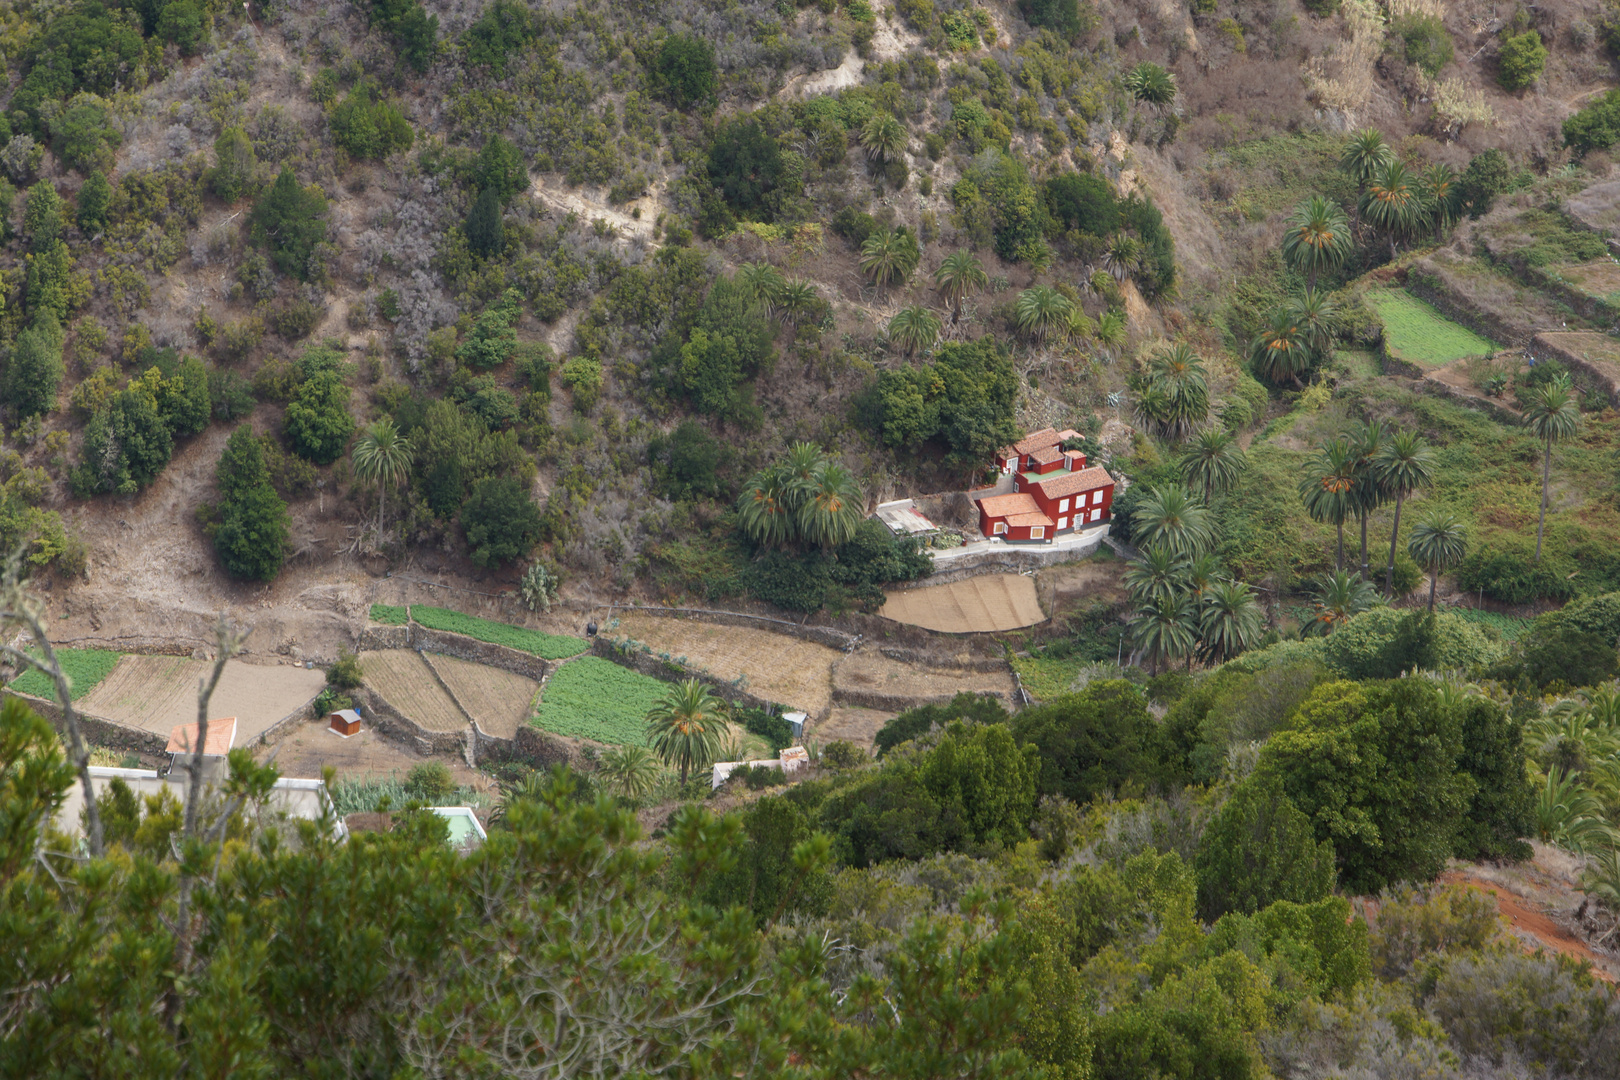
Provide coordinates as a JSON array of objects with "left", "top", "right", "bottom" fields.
[{"left": 1439, "top": 869, "right": 1616, "bottom": 983}]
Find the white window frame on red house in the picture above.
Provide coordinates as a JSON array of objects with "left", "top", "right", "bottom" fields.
[
  {"left": 1057, "top": 516, "right": 1067, "bottom": 530},
  {"left": 993, "top": 521, "right": 1007, "bottom": 535},
  {"left": 1031, "top": 526, "right": 1045, "bottom": 539},
  {"left": 1059, "top": 497, "right": 1070, "bottom": 512},
  {"left": 1092, "top": 490, "right": 1103, "bottom": 504}
]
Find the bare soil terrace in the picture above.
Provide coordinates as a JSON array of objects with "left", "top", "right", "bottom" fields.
[
  {"left": 611, "top": 614, "right": 842, "bottom": 716},
  {"left": 76, "top": 655, "right": 327, "bottom": 744},
  {"left": 422, "top": 652, "right": 538, "bottom": 738}
]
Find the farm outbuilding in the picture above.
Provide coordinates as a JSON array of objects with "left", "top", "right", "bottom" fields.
[{"left": 328, "top": 709, "right": 362, "bottom": 736}]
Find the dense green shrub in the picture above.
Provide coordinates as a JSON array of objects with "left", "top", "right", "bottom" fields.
[
  {"left": 1455, "top": 540, "right": 1575, "bottom": 604},
  {"left": 208, "top": 369, "right": 254, "bottom": 421},
  {"left": 1018, "top": 0, "right": 1092, "bottom": 37},
  {"left": 75, "top": 170, "right": 110, "bottom": 232},
  {"left": 283, "top": 369, "right": 354, "bottom": 464},
  {"left": 1194, "top": 772, "right": 1336, "bottom": 923},
  {"left": 736, "top": 708, "right": 795, "bottom": 754},
  {"left": 363, "top": 0, "right": 439, "bottom": 71},
  {"left": 1163, "top": 661, "right": 1329, "bottom": 783},
  {"left": 460, "top": 476, "right": 542, "bottom": 567},
  {"left": 1257, "top": 679, "right": 1472, "bottom": 894},
  {"left": 830, "top": 206, "right": 879, "bottom": 244},
  {"left": 1496, "top": 30, "right": 1547, "bottom": 90},
  {"left": 648, "top": 420, "right": 727, "bottom": 500},
  {"left": 328, "top": 83, "right": 414, "bottom": 161},
  {"left": 24, "top": 181, "right": 62, "bottom": 253},
  {"left": 1456, "top": 148, "right": 1511, "bottom": 217},
  {"left": 7, "top": 314, "right": 65, "bottom": 419},
  {"left": 464, "top": 187, "right": 504, "bottom": 258},
  {"left": 860, "top": 338, "right": 1019, "bottom": 471},
  {"left": 250, "top": 168, "right": 328, "bottom": 281},
  {"left": 48, "top": 95, "right": 120, "bottom": 174},
  {"left": 1452, "top": 696, "right": 1533, "bottom": 862},
  {"left": 157, "top": 0, "right": 206, "bottom": 54},
  {"left": 654, "top": 34, "right": 717, "bottom": 109},
  {"left": 742, "top": 519, "right": 931, "bottom": 613},
  {"left": 1012, "top": 680, "right": 1179, "bottom": 804},
  {"left": 1564, "top": 88, "right": 1620, "bottom": 156},
  {"left": 875, "top": 694, "right": 1010, "bottom": 756},
  {"left": 816, "top": 721, "right": 1039, "bottom": 866},
  {"left": 212, "top": 426, "right": 290, "bottom": 581},
  {"left": 8, "top": 5, "right": 145, "bottom": 136},
  {"left": 210, "top": 128, "right": 257, "bottom": 203},
  {"left": 71, "top": 385, "right": 174, "bottom": 496},
  {"left": 456, "top": 290, "right": 521, "bottom": 369},
  {"left": 707, "top": 118, "right": 785, "bottom": 216},
  {"left": 700, "top": 796, "right": 831, "bottom": 927},
  {"left": 475, "top": 134, "right": 527, "bottom": 204},
  {"left": 1394, "top": 14, "right": 1453, "bottom": 76},
  {"left": 1044, "top": 172, "right": 1119, "bottom": 236}
]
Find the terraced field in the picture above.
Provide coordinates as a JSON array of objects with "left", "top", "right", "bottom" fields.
[
  {"left": 1368, "top": 289, "right": 1500, "bottom": 366},
  {"left": 76, "top": 655, "right": 326, "bottom": 742},
  {"left": 613, "top": 615, "right": 838, "bottom": 715},
  {"left": 423, "top": 653, "right": 537, "bottom": 738},
  {"left": 362, "top": 650, "right": 466, "bottom": 733}
]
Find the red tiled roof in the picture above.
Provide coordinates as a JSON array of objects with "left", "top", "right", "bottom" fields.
[
  {"left": 1011, "top": 427, "right": 1062, "bottom": 455},
  {"left": 1006, "top": 511, "right": 1055, "bottom": 528},
  {"left": 1029, "top": 444, "right": 1063, "bottom": 465},
  {"left": 1028, "top": 466, "right": 1114, "bottom": 499},
  {"left": 980, "top": 493, "right": 1043, "bottom": 518},
  {"left": 1056, "top": 428, "right": 1081, "bottom": 441}
]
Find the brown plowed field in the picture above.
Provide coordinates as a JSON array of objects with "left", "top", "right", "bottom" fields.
[
  {"left": 811, "top": 707, "right": 894, "bottom": 751},
  {"left": 362, "top": 650, "right": 467, "bottom": 733},
  {"left": 422, "top": 653, "right": 537, "bottom": 738},
  {"left": 833, "top": 652, "right": 1014, "bottom": 704},
  {"left": 612, "top": 614, "right": 839, "bottom": 715},
  {"left": 78, "top": 655, "right": 327, "bottom": 743},
  {"left": 881, "top": 574, "right": 1045, "bottom": 633}
]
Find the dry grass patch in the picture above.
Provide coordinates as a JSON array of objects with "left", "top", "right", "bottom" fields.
[
  {"left": 612, "top": 615, "right": 839, "bottom": 715},
  {"left": 77, "top": 655, "right": 327, "bottom": 742},
  {"left": 362, "top": 650, "right": 467, "bottom": 733},
  {"left": 423, "top": 653, "right": 538, "bottom": 739},
  {"left": 833, "top": 652, "right": 1014, "bottom": 705}
]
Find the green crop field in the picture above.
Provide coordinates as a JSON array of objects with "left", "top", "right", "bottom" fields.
[
  {"left": 532, "top": 657, "right": 667, "bottom": 745},
  {"left": 1443, "top": 607, "right": 1532, "bottom": 642},
  {"left": 10, "top": 648, "right": 122, "bottom": 701},
  {"left": 1367, "top": 289, "right": 1499, "bottom": 366},
  {"left": 410, "top": 606, "right": 587, "bottom": 659},
  {"left": 1011, "top": 654, "right": 1086, "bottom": 701},
  {"left": 369, "top": 604, "right": 408, "bottom": 625}
]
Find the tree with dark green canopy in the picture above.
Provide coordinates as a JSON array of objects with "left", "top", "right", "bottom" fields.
[
  {"left": 1044, "top": 172, "right": 1119, "bottom": 236},
  {"left": 476, "top": 134, "right": 527, "bottom": 204},
  {"left": 75, "top": 170, "right": 110, "bottom": 232},
  {"left": 655, "top": 33, "right": 717, "bottom": 108},
  {"left": 6, "top": 314, "right": 64, "bottom": 420},
  {"left": 707, "top": 118, "right": 783, "bottom": 215},
  {"left": 249, "top": 168, "right": 329, "bottom": 281},
  {"left": 213, "top": 426, "right": 290, "bottom": 581},
  {"left": 284, "top": 371, "right": 354, "bottom": 465},
  {"left": 465, "top": 187, "right": 504, "bottom": 258},
  {"left": 210, "top": 127, "right": 257, "bottom": 203},
  {"left": 1194, "top": 772, "right": 1337, "bottom": 922},
  {"left": 461, "top": 476, "right": 542, "bottom": 567}
]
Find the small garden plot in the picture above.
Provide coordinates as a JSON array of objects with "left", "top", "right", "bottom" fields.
[
  {"left": 75, "top": 656, "right": 326, "bottom": 742},
  {"left": 1551, "top": 260, "right": 1620, "bottom": 315},
  {"left": 1367, "top": 289, "right": 1500, "bottom": 367},
  {"left": 369, "top": 604, "right": 408, "bottom": 625},
  {"left": 1010, "top": 653, "right": 1090, "bottom": 701},
  {"left": 532, "top": 658, "right": 667, "bottom": 746},
  {"left": 422, "top": 653, "right": 537, "bottom": 739},
  {"left": 410, "top": 606, "right": 587, "bottom": 660},
  {"left": 1444, "top": 608, "right": 1531, "bottom": 642},
  {"left": 10, "top": 648, "right": 122, "bottom": 701},
  {"left": 363, "top": 650, "right": 467, "bottom": 733}
]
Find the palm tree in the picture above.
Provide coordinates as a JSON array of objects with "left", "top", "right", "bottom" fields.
[
  {"left": 738, "top": 262, "right": 786, "bottom": 314},
  {"left": 933, "top": 250, "right": 987, "bottom": 324},
  {"left": 1249, "top": 307, "right": 1311, "bottom": 387},
  {"left": 860, "top": 228, "right": 919, "bottom": 290},
  {"left": 1179, "top": 428, "right": 1247, "bottom": 504},
  {"left": 1522, "top": 376, "right": 1581, "bottom": 563},
  {"left": 1124, "top": 62, "right": 1177, "bottom": 114},
  {"left": 1347, "top": 418, "right": 1391, "bottom": 578},
  {"left": 1124, "top": 543, "right": 1190, "bottom": 605},
  {"left": 1373, "top": 430, "right": 1436, "bottom": 594},
  {"left": 1101, "top": 235, "right": 1144, "bottom": 282},
  {"left": 798, "top": 461, "right": 863, "bottom": 549},
  {"left": 1281, "top": 195, "right": 1352, "bottom": 288},
  {"left": 597, "top": 744, "right": 662, "bottom": 800},
  {"left": 860, "top": 112, "right": 908, "bottom": 163},
  {"left": 1142, "top": 343, "right": 1210, "bottom": 442},
  {"left": 1287, "top": 288, "right": 1338, "bottom": 360},
  {"left": 1094, "top": 310, "right": 1127, "bottom": 363},
  {"left": 779, "top": 441, "right": 829, "bottom": 491},
  {"left": 646, "top": 679, "right": 728, "bottom": 785},
  {"left": 1303, "top": 570, "right": 1377, "bottom": 636},
  {"left": 1419, "top": 163, "right": 1460, "bottom": 242},
  {"left": 887, "top": 306, "right": 940, "bottom": 357},
  {"left": 1130, "top": 592, "right": 1198, "bottom": 675},
  {"left": 778, "top": 279, "right": 819, "bottom": 328},
  {"left": 1184, "top": 551, "right": 1222, "bottom": 600},
  {"left": 1131, "top": 485, "right": 1215, "bottom": 558},
  {"left": 1014, "top": 285, "right": 1074, "bottom": 345},
  {"left": 736, "top": 468, "right": 796, "bottom": 548},
  {"left": 1063, "top": 307, "right": 1095, "bottom": 344},
  {"left": 1359, "top": 159, "right": 1428, "bottom": 258},
  {"left": 351, "top": 417, "right": 415, "bottom": 533},
  {"left": 1407, "top": 511, "right": 1467, "bottom": 612},
  {"left": 1198, "top": 579, "right": 1263, "bottom": 663},
  {"left": 1340, "top": 128, "right": 1393, "bottom": 193},
  {"left": 1299, "top": 437, "right": 1357, "bottom": 571}
]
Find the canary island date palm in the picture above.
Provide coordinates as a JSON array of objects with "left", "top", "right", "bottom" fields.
[
  {"left": 1198, "top": 579, "right": 1263, "bottom": 663},
  {"left": 1340, "top": 128, "right": 1393, "bottom": 193},
  {"left": 1125, "top": 62, "right": 1178, "bottom": 114},
  {"left": 1373, "top": 430, "right": 1435, "bottom": 594},
  {"left": 1131, "top": 485, "right": 1215, "bottom": 558},
  {"left": 597, "top": 745, "right": 663, "bottom": 801},
  {"left": 1522, "top": 376, "right": 1580, "bottom": 563},
  {"left": 1299, "top": 436, "right": 1357, "bottom": 571},
  {"left": 778, "top": 279, "right": 819, "bottom": 329},
  {"left": 1347, "top": 418, "right": 1391, "bottom": 578},
  {"left": 1281, "top": 195, "right": 1352, "bottom": 288},
  {"left": 860, "top": 228, "right": 919, "bottom": 290},
  {"left": 933, "top": 250, "right": 987, "bottom": 324},
  {"left": 736, "top": 467, "right": 796, "bottom": 548},
  {"left": 738, "top": 262, "right": 786, "bottom": 315},
  {"left": 799, "top": 461, "right": 863, "bottom": 549},
  {"left": 1124, "top": 543, "right": 1191, "bottom": 606},
  {"left": 1360, "top": 159, "right": 1428, "bottom": 258},
  {"left": 1130, "top": 592, "right": 1198, "bottom": 675},
  {"left": 1249, "top": 308, "right": 1311, "bottom": 387},
  {"left": 1407, "top": 511, "right": 1467, "bottom": 612},
  {"left": 887, "top": 305, "right": 940, "bottom": 357},
  {"left": 1014, "top": 284, "right": 1074, "bottom": 345},
  {"left": 860, "top": 111, "right": 908, "bottom": 163},
  {"left": 1419, "top": 163, "right": 1461, "bottom": 242},
  {"left": 1287, "top": 288, "right": 1338, "bottom": 361},
  {"left": 1142, "top": 342, "right": 1209, "bottom": 441},
  {"left": 1178, "top": 427, "right": 1247, "bottom": 505},
  {"left": 351, "top": 417, "right": 414, "bottom": 534},
  {"left": 646, "top": 679, "right": 728, "bottom": 785},
  {"left": 1303, "top": 569, "right": 1377, "bottom": 636}
]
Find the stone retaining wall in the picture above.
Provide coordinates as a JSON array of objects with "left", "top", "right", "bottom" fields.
[
  {"left": 1408, "top": 377, "right": 1522, "bottom": 425},
  {"left": 359, "top": 625, "right": 411, "bottom": 651},
  {"left": 830, "top": 686, "right": 1009, "bottom": 712},
  {"left": 1525, "top": 333, "right": 1620, "bottom": 407},
  {"left": 608, "top": 606, "right": 857, "bottom": 651},
  {"left": 352, "top": 686, "right": 465, "bottom": 756},
  {"left": 358, "top": 622, "right": 553, "bottom": 679},
  {"left": 876, "top": 646, "right": 1009, "bottom": 673},
  {"left": 8, "top": 691, "right": 171, "bottom": 756},
  {"left": 921, "top": 540, "right": 1106, "bottom": 582}
]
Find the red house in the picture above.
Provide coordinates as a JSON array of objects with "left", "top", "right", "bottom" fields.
[{"left": 979, "top": 428, "right": 1115, "bottom": 541}]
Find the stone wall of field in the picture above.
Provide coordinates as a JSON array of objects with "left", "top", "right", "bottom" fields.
[
  {"left": 588, "top": 637, "right": 794, "bottom": 718},
  {"left": 359, "top": 622, "right": 552, "bottom": 680},
  {"left": 8, "top": 691, "right": 170, "bottom": 756},
  {"left": 607, "top": 606, "right": 857, "bottom": 651}
]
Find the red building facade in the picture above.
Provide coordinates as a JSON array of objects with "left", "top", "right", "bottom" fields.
[{"left": 979, "top": 427, "right": 1115, "bottom": 541}]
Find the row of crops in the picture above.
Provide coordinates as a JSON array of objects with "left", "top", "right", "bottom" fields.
[{"left": 368, "top": 603, "right": 587, "bottom": 660}]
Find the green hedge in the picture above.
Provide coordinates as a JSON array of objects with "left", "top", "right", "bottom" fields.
[
  {"left": 369, "top": 604, "right": 408, "bottom": 625},
  {"left": 409, "top": 605, "right": 586, "bottom": 659},
  {"left": 10, "top": 648, "right": 122, "bottom": 701}
]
